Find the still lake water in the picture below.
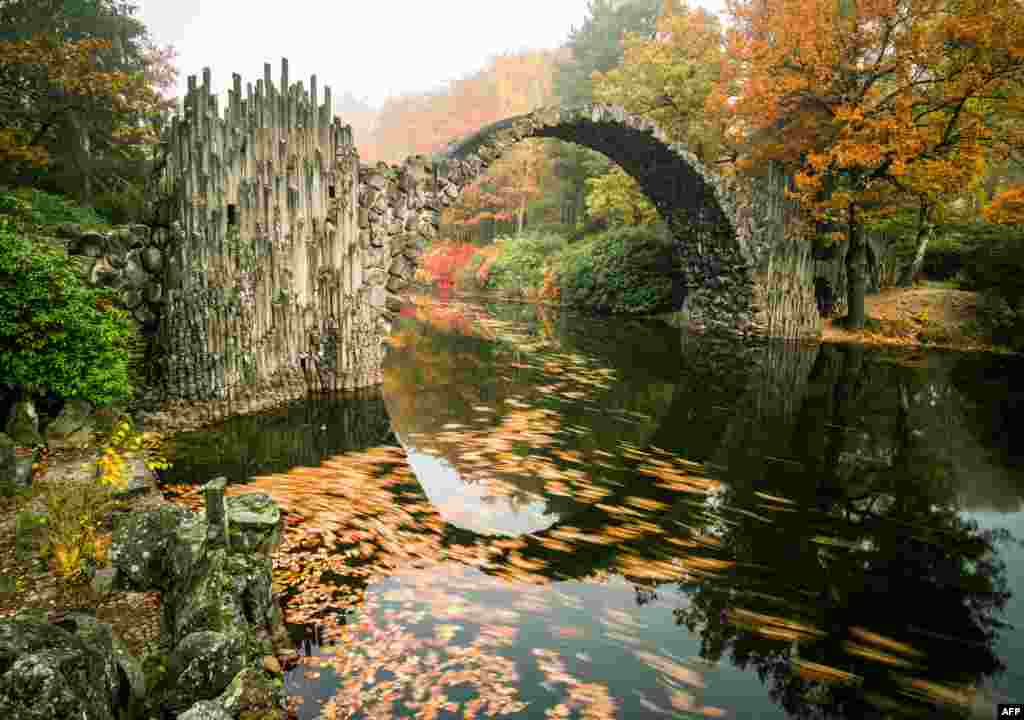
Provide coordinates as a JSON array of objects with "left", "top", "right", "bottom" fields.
[{"left": 162, "top": 294, "right": 1024, "bottom": 720}]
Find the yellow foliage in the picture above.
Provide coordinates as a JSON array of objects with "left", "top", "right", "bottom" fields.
[
  {"left": 33, "top": 416, "right": 169, "bottom": 586},
  {"left": 592, "top": 0, "right": 728, "bottom": 164},
  {"left": 984, "top": 185, "right": 1024, "bottom": 225},
  {"left": 585, "top": 167, "right": 660, "bottom": 227},
  {"left": 36, "top": 477, "right": 111, "bottom": 582}
]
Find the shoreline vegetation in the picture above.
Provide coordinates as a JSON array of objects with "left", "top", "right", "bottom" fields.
[
  {"left": 435, "top": 283, "right": 1015, "bottom": 355},
  {"left": 413, "top": 231, "right": 1020, "bottom": 357}
]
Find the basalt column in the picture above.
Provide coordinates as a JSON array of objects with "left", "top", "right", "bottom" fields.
[{"left": 156, "top": 59, "right": 390, "bottom": 403}]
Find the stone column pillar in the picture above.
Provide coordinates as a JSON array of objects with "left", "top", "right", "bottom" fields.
[{"left": 204, "top": 476, "right": 229, "bottom": 547}]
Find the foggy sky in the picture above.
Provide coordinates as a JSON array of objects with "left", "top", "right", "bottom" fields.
[{"left": 134, "top": 0, "right": 725, "bottom": 115}]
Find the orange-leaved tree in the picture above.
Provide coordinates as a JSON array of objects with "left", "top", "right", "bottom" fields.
[
  {"left": 440, "top": 140, "right": 558, "bottom": 242},
  {"left": 482, "top": 140, "right": 556, "bottom": 235},
  {"left": 711, "top": 0, "right": 1024, "bottom": 328},
  {"left": 371, "top": 50, "right": 559, "bottom": 165},
  {"left": 0, "top": 32, "right": 168, "bottom": 196},
  {"left": 984, "top": 186, "right": 1024, "bottom": 225}
]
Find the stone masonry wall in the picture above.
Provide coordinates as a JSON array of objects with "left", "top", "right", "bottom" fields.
[{"left": 56, "top": 222, "right": 168, "bottom": 333}]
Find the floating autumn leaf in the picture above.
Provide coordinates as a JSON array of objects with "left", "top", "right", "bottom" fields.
[
  {"left": 633, "top": 650, "right": 707, "bottom": 689},
  {"left": 848, "top": 627, "right": 924, "bottom": 659},
  {"left": 551, "top": 625, "right": 586, "bottom": 639},
  {"left": 792, "top": 658, "right": 862, "bottom": 685},
  {"left": 843, "top": 641, "right": 918, "bottom": 668}
]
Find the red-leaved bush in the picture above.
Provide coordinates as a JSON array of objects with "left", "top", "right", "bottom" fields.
[{"left": 417, "top": 241, "right": 481, "bottom": 286}]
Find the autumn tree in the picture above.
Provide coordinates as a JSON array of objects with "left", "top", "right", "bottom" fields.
[
  {"left": 335, "top": 91, "right": 380, "bottom": 163},
  {"left": 366, "top": 50, "right": 562, "bottom": 243},
  {"left": 587, "top": 0, "right": 727, "bottom": 229},
  {"left": 592, "top": 0, "right": 729, "bottom": 165},
  {"left": 985, "top": 186, "right": 1024, "bottom": 225},
  {"left": 370, "top": 50, "right": 559, "bottom": 166},
  {"left": 0, "top": 0, "right": 175, "bottom": 208},
  {"left": 712, "top": 0, "right": 1024, "bottom": 328},
  {"left": 553, "top": 0, "right": 664, "bottom": 228},
  {"left": 492, "top": 141, "right": 555, "bottom": 233},
  {"left": 585, "top": 166, "right": 659, "bottom": 226}
]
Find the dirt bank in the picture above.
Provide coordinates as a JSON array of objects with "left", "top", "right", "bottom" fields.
[{"left": 821, "top": 286, "right": 1006, "bottom": 353}]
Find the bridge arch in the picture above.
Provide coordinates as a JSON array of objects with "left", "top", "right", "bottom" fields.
[
  {"left": 155, "top": 60, "right": 818, "bottom": 406},
  {"left": 362, "top": 104, "right": 768, "bottom": 336}
]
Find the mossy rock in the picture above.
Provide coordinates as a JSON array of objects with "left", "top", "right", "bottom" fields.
[
  {"left": 161, "top": 630, "right": 247, "bottom": 713},
  {"left": 0, "top": 615, "right": 128, "bottom": 720}
]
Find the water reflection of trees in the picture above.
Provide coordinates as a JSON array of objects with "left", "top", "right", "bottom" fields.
[
  {"left": 166, "top": 297, "right": 1024, "bottom": 720},
  {"left": 671, "top": 482, "right": 1010, "bottom": 718},
  {"left": 383, "top": 299, "right": 679, "bottom": 523},
  {"left": 653, "top": 340, "right": 1017, "bottom": 719},
  {"left": 381, "top": 300, "right": 1021, "bottom": 718},
  {"left": 162, "top": 388, "right": 395, "bottom": 485}
]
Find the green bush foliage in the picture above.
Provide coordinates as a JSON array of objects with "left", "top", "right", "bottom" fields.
[
  {"left": 0, "top": 187, "right": 109, "bottom": 231},
  {"left": 957, "top": 224, "right": 1024, "bottom": 302},
  {"left": 555, "top": 225, "right": 684, "bottom": 314},
  {"left": 92, "top": 186, "right": 147, "bottom": 226},
  {"left": 0, "top": 226, "right": 135, "bottom": 405},
  {"left": 976, "top": 291, "right": 1024, "bottom": 351},
  {"left": 947, "top": 222, "right": 1024, "bottom": 350},
  {"left": 483, "top": 231, "right": 568, "bottom": 294},
  {"left": 921, "top": 234, "right": 966, "bottom": 282}
]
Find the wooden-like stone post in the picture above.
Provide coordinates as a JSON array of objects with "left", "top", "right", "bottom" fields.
[{"left": 204, "top": 476, "right": 229, "bottom": 547}]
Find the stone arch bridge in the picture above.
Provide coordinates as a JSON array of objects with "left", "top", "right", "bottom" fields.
[{"left": 152, "top": 60, "right": 821, "bottom": 404}]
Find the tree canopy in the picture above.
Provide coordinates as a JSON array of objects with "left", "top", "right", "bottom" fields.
[{"left": 0, "top": 0, "right": 175, "bottom": 206}]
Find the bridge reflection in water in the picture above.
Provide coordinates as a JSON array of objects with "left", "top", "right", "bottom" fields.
[{"left": 163, "top": 296, "right": 1024, "bottom": 720}]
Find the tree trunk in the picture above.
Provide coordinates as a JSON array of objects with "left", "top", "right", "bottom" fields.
[
  {"left": 67, "top": 109, "right": 93, "bottom": 202},
  {"left": 845, "top": 207, "right": 868, "bottom": 329},
  {"left": 897, "top": 219, "right": 933, "bottom": 287}
]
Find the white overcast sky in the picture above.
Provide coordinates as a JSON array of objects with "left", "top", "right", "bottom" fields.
[{"left": 133, "top": 0, "right": 723, "bottom": 111}]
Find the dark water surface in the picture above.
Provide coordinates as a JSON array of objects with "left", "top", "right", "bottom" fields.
[{"left": 163, "top": 295, "right": 1024, "bottom": 720}]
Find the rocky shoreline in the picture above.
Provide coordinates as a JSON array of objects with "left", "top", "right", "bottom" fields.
[{"left": 0, "top": 476, "right": 295, "bottom": 720}]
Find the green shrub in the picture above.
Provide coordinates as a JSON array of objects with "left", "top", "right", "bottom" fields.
[
  {"left": 926, "top": 222, "right": 1024, "bottom": 350},
  {"left": 0, "top": 187, "right": 109, "bottom": 231},
  {"left": 0, "top": 227, "right": 135, "bottom": 405},
  {"left": 921, "top": 234, "right": 967, "bottom": 282},
  {"left": 555, "top": 225, "right": 684, "bottom": 315},
  {"left": 92, "top": 185, "right": 147, "bottom": 226},
  {"left": 960, "top": 226, "right": 1024, "bottom": 302},
  {"left": 484, "top": 231, "right": 568, "bottom": 294},
  {"left": 976, "top": 291, "right": 1024, "bottom": 351},
  {"left": 15, "top": 510, "right": 48, "bottom": 561}
]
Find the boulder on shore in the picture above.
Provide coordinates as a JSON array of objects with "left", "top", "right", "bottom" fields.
[
  {"left": 0, "top": 611, "right": 142, "bottom": 720},
  {"left": 44, "top": 398, "right": 95, "bottom": 450},
  {"left": 5, "top": 399, "right": 42, "bottom": 447}
]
